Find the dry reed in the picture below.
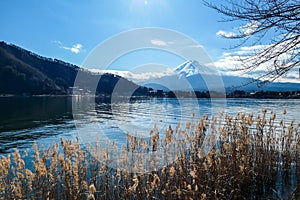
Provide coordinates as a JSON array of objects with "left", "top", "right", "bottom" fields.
[{"left": 0, "top": 110, "right": 299, "bottom": 199}]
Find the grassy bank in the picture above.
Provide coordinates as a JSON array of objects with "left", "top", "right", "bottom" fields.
[{"left": 0, "top": 110, "right": 299, "bottom": 199}]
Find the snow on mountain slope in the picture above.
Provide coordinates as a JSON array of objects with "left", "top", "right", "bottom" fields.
[{"left": 175, "top": 60, "right": 215, "bottom": 77}]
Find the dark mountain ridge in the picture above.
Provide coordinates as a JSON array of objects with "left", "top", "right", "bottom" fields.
[{"left": 0, "top": 41, "right": 148, "bottom": 96}]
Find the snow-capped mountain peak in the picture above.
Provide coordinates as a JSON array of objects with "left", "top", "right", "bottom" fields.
[{"left": 175, "top": 60, "right": 213, "bottom": 77}]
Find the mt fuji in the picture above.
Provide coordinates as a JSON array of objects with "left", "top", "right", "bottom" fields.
[
  {"left": 175, "top": 60, "right": 216, "bottom": 77},
  {"left": 140, "top": 60, "right": 300, "bottom": 92}
]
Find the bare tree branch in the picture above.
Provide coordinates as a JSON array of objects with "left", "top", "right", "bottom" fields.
[{"left": 205, "top": 0, "right": 300, "bottom": 82}]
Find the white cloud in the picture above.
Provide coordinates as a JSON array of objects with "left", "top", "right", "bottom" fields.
[
  {"left": 206, "top": 54, "right": 242, "bottom": 76},
  {"left": 88, "top": 68, "right": 176, "bottom": 83},
  {"left": 216, "top": 30, "right": 236, "bottom": 38},
  {"left": 150, "top": 39, "right": 168, "bottom": 46},
  {"left": 53, "top": 40, "right": 83, "bottom": 54},
  {"left": 240, "top": 45, "right": 265, "bottom": 52},
  {"left": 209, "top": 44, "right": 300, "bottom": 83},
  {"left": 223, "top": 45, "right": 268, "bottom": 56},
  {"left": 66, "top": 43, "right": 83, "bottom": 54},
  {"left": 240, "top": 21, "right": 261, "bottom": 36},
  {"left": 216, "top": 21, "right": 261, "bottom": 38}
]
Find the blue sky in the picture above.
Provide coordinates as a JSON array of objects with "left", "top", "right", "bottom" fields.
[
  {"left": 0, "top": 0, "right": 298, "bottom": 82},
  {"left": 0, "top": 1, "right": 232, "bottom": 64}
]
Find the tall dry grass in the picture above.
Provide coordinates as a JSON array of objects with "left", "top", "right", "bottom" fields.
[{"left": 0, "top": 110, "right": 299, "bottom": 199}]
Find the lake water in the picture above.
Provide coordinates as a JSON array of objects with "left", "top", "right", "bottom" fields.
[{"left": 0, "top": 96, "right": 299, "bottom": 155}]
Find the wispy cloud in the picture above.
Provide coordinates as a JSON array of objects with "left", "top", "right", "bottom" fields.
[
  {"left": 89, "top": 68, "right": 176, "bottom": 83},
  {"left": 150, "top": 39, "right": 168, "bottom": 46},
  {"left": 63, "top": 43, "right": 83, "bottom": 54},
  {"left": 207, "top": 45, "right": 265, "bottom": 73},
  {"left": 239, "top": 21, "right": 261, "bottom": 36},
  {"left": 216, "top": 30, "right": 236, "bottom": 38},
  {"left": 53, "top": 40, "right": 83, "bottom": 54},
  {"left": 216, "top": 21, "right": 260, "bottom": 38},
  {"left": 207, "top": 44, "right": 299, "bottom": 83}
]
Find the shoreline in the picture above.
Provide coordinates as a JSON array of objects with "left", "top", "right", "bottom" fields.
[{"left": 1, "top": 92, "right": 300, "bottom": 99}]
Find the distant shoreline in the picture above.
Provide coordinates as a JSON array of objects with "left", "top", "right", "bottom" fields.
[{"left": 1, "top": 90, "right": 300, "bottom": 99}]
